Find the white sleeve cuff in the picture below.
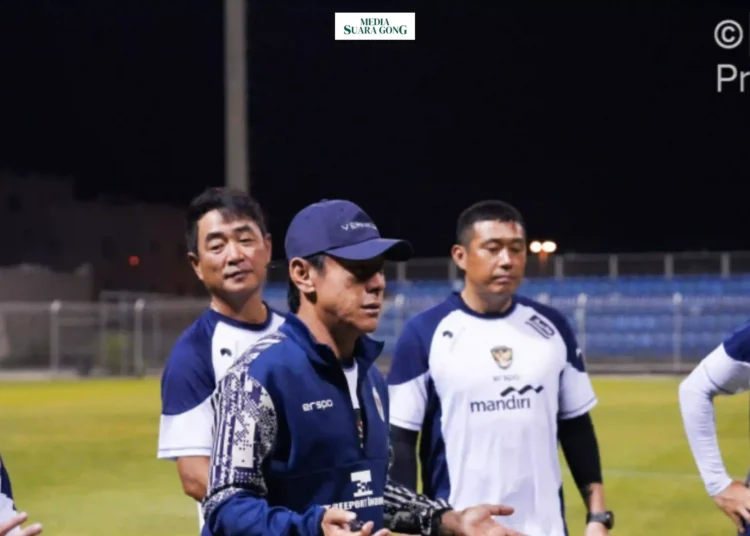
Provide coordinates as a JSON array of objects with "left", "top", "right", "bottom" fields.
[
  {"left": 157, "top": 448, "right": 211, "bottom": 461},
  {"left": 558, "top": 396, "right": 598, "bottom": 420},
  {"left": 708, "top": 475, "right": 734, "bottom": 497}
]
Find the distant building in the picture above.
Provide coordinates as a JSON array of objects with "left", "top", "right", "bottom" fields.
[{"left": 0, "top": 172, "right": 200, "bottom": 296}]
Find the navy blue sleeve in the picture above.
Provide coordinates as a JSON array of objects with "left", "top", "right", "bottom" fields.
[
  {"left": 158, "top": 329, "right": 218, "bottom": 459},
  {"left": 723, "top": 320, "right": 750, "bottom": 362},
  {"left": 160, "top": 332, "right": 214, "bottom": 416},
  {"left": 0, "top": 457, "right": 12, "bottom": 502},
  {"left": 203, "top": 341, "right": 324, "bottom": 536},
  {"left": 387, "top": 319, "right": 430, "bottom": 386},
  {"left": 207, "top": 492, "right": 323, "bottom": 536}
]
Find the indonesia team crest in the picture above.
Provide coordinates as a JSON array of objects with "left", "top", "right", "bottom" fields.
[
  {"left": 372, "top": 388, "right": 385, "bottom": 422},
  {"left": 490, "top": 345, "right": 513, "bottom": 369}
]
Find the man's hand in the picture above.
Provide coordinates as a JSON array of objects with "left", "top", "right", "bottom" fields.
[
  {"left": 321, "top": 508, "right": 391, "bottom": 536},
  {"left": 0, "top": 512, "right": 43, "bottom": 536},
  {"left": 439, "top": 504, "right": 527, "bottom": 536},
  {"left": 583, "top": 521, "right": 608, "bottom": 536},
  {"left": 714, "top": 480, "right": 750, "bottom": 531}
]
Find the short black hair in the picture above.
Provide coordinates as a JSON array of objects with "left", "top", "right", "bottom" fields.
[
  {"left": 287, "top": 254, "right": 326, "bottom": 313},
  {"left": 456, "top": 200, "right": 525, "bottom": 245},
  {"left": 185, "top": 187, "right": 268, "bottom": 255}
]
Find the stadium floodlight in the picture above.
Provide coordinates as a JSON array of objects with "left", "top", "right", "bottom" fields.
[
  {"left": 541, "top": 241, "right": 557, "bottom": 254},
  {"left": 529, "top": 241, "right": 542, "bottom": 253}
]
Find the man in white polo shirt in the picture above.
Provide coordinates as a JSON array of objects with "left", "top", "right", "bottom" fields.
[
  {"left": 388, "top": 200, "right": 613, "bottom": 536},
  {"left": 157, "top": 188, "right": 284, "bottom": 532}
]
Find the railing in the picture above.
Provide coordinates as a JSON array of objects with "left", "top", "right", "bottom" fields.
[
  {"left": 1, "top": 292, "right": 747, "bottom": 378},
  {"left": 260, "top": 251, "right": 750, "bottom": 283}
]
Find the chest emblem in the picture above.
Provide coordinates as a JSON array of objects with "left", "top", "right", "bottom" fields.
[
  {"left": 490, "top": 345, "right": 513, "bottom": 369},
  {"left": 372, "top": 387, "right": 385, "bottom": 422}
]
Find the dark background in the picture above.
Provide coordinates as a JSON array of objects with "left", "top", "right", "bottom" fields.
[{"left": 0, "top": 3, "right": 748, "bottom": 257}]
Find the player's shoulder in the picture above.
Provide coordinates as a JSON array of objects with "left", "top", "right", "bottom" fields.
[
  {"left": 401, "top": 294, "right": 464, "bottom": 341},
  {"left": 163, "top": 309, "right": 215, "bottom": 370},
  {"left": 513, "top": 294, "right": 573, "bottom": 337},
  {"left": 514, "top": 295, "right": 584, "bottom": 369},
  {"left": 210, "top": 303, "right": 285, "bottom": 336},
  {"left": 224, "top": 328, "right": 299, "bottom": 383},
  {"left": 167, "top": 305, "right": 284, "bottom": 364},
  {"left": 722, "top": 319, "right": 750, "bottom": 362},
  {"left": 160, "top": 310, "right": 220, "bottom": 411}
]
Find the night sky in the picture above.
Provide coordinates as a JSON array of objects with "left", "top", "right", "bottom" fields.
[{"left": 1, "top": 3, "right": 748, "bottom": 257}]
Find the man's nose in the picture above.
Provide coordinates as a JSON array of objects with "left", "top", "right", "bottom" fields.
[
  {"left": 498, "top": 249, "right": 512, "bottom": 267},
  {"left": 226, "top": 240, "right": 246, "bottom": 262}
]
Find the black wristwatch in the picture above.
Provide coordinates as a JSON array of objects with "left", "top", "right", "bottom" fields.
[
  {"left": 586, "top": 511, "right": 614, "bottom": 530},
  {"left": 430, "top": 506, "right": 454, "bottom": 535}
]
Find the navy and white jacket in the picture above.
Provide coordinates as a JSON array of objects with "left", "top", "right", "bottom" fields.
[{"left": 202, "top": 314, "right": 450, "bottom": 536}]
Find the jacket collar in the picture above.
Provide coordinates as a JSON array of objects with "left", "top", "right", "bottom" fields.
[{"left": 280, "top": 313, "right": 385, "bottom": 368}]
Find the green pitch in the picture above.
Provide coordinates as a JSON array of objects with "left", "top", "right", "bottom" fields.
[{"left": 0, "top": 376, "right": 746, "bottom": 535}]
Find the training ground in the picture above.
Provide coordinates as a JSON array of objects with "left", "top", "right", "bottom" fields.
[{"left": 0, "top": 374, "right": 746, "bottom": 535}]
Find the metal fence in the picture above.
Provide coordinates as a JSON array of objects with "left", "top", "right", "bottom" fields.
[{"left": 1, "top": 292, "right": 748, "bottom": 378}]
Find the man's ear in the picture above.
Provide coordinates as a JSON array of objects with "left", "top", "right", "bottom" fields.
[
  {"left": 451, "top": 244, "right": 467, "bottom": 272},
  {"left": 188, "top": 251, "right": 203, "bottom": 281},
  {"left": 289, "top": 257, "right": 315, "bottom": 295}
]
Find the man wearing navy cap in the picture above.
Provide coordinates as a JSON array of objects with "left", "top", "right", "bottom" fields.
[{"left": 202, "top": 199, "right": 524, "bottom": 536}]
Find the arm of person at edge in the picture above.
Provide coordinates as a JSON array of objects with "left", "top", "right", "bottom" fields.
[
  {"left": 0, "top": 458, "right": 43, "bottom": 536},
  {"left": 0, "top": 514, "right": 42, "bottom": 536},
  {"left": 679, "top": 326, "right": 750, "bottom": 533}
]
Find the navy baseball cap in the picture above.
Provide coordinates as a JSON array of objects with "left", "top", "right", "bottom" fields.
[{"left": 284, "top": 199, "right": 413, "bottom": 261}]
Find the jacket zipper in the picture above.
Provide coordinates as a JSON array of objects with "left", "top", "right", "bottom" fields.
[{"left": 338, "top": 364, "right": 367, "bottom": 455}]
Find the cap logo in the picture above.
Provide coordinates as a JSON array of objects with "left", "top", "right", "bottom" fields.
[{"left": 341, "top": 221, "right": 378, "bottom": 231}]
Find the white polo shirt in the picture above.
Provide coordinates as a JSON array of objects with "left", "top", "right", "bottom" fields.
[{"left": 387, "top": 293, "right": 597, "bottom": 536}]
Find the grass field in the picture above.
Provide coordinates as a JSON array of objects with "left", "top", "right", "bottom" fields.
[{"left": 0, "top": 376, "right": 747, "bottom": 535}]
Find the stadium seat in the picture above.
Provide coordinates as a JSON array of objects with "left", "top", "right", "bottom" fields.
[
  {"left": 366, "top": 274, "right": 750, "bottom": 361},
  {"left": 266, "top": 275, "right": 750, "bottom": 361}
]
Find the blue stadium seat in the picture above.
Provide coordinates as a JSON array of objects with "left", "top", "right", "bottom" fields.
[
  {"left": 268, "top": 274, "right": 750, "bottom": 361},
  {"left": 382, "top": 274, "right": 750, "bottom": 361}
]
